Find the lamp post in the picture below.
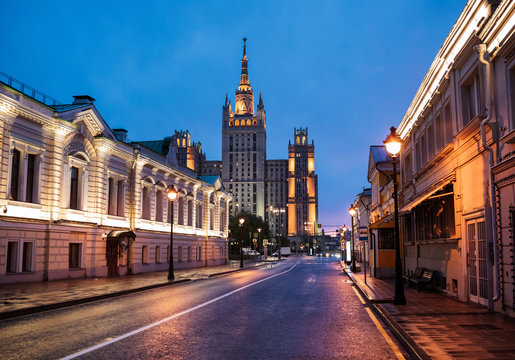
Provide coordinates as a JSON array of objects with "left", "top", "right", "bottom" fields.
[
  {"left": 348, "top": 205, "right": 357, "bottom": 272},
  {"left": 384, "top": 126, "right": 406, "bottom": 305},
  {"left": 239, "top": 217, "right": 245, "bottom": 268},
  {"left": 257, "top": 227, "right": 262, "bottom": 255},
  {"left": 341, "top": 225, "right": 347, "bottom": 263},
  {"left": 167, "top": 185, "right": 178, "bottom": 280}
]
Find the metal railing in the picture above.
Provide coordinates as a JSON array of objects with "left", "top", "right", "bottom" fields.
[{"left": 0, "top": 71, "right": 63, "bottom": 106}]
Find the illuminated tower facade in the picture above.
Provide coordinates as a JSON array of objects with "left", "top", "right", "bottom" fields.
[
  {"left": 222, "top": 39, "right": 266, "bottom": 218},
  {"left": 287, "top": 128, "right": 318, "bottom": 237}
]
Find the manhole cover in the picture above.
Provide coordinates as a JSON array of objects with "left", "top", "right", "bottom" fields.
[{"left": 459, "top": 324, "right": 501, "bottom": 331}]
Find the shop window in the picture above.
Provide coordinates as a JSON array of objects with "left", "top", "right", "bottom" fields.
[
  {"left": 69, "top": 243, "right": 82, "bottom": 269},
  {"left": 414, "top": 185, "right": 455, "bottom": 241},
  {"left": 378, "top": 229, "right": 395, "bottom": 249},
  {"left": 22, "top": 242, "right": 33, "bottom": 272},
  {"left": 6, "top": 241, "right": 18, "bottom": 273},
  {"left": 178, "top": 246, "right": 183, "bottom": 263}
]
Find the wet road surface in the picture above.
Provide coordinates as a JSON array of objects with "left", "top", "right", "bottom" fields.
[{"left": 0, "top": 257, "right": 406, "bottom": 359}]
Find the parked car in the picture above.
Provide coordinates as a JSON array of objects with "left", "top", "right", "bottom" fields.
[{"left": 245, "top": 250, "right": 260, "bottom": 256}]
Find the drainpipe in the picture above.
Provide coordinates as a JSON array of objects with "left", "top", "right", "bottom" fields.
[{"left": 475, "top": 44, "right": 500, "bottom": 308}]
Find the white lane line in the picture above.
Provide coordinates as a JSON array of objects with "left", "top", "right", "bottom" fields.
[{"left": 61, "top": 260, "right": 303, "bottom": 360}]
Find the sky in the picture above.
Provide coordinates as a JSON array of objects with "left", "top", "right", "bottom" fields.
[{"left": 1, "top": 0, "right": 466, "bottom": 232}]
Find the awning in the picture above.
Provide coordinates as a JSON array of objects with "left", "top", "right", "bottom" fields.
[
  {"left": 400, "top": 176, "right": 455, "bottom": 213},
  {"left": 370, "top": 213, "right": 394, "bottom": 229},
  {"left": 107, "top": 230, "right": 136, "bottom": 239}
]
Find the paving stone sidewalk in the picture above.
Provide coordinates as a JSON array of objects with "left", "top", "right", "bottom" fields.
[
  {"left": 0, "top": 260, "right": 268, "bottom": 319},
  {"left": 345, "top": 265, "right": 515, "bottom": 359}
]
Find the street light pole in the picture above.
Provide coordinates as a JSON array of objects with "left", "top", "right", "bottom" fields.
[
  {"left": 167, "top": 185, "right": 178, "bottom": 281},
  {"left": 239, "top": 217, "right": 245, "bottom": 268},
  {"left": 349, "top": 205, "right": 357, "bottom": 272},
  {"left": 341, "top": 225, "right": 347, "bottom": 263},
  {"left": 384, "top": 126, "right": 406, "bottom": 305}
]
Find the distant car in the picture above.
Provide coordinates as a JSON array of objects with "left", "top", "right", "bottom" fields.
[{"left": 245, "top": 250, "right": 260, "bottom": 256}]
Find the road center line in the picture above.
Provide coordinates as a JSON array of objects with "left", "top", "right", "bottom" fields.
[{"left": 61, "top": 260, "right": 303, "bottom": 360}]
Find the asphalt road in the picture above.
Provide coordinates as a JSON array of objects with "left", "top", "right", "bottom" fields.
[{"left": 0, "top": 257, "right": 406, "bottom": 360}]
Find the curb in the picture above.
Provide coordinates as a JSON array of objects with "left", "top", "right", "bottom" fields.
[
  {"left": 0, "top": 278, "right": 191, "bottom": 321},
  {"left": 342, "top": 268, "right": 430, "bottom": 360}
]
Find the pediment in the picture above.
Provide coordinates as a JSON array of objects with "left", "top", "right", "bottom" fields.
[{"left": 58, "top": 105, "right": 117, "bottom": 142}]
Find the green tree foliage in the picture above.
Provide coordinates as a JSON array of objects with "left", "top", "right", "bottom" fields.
[{"left": 229, "top": 212, "right": 270, "bottom": 249}]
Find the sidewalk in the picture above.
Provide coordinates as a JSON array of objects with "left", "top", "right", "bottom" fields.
[
  {"left": 343, "top": 263, "right": 515, "bottom": 359},
  {"left": 0, "top": 260, "right": 270, "bottom": 320}
]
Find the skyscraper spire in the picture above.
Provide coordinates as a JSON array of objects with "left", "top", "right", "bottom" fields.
[
  {"left": 258, "top": 92, "right": 264, "bottom": 109},
  {"left": 240, "top": 37, "right": 249, "bottom": 87}
]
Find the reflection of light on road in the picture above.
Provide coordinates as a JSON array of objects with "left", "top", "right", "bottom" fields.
[{"left": 61, "top": 260, "right": 304, "bottom": 360}]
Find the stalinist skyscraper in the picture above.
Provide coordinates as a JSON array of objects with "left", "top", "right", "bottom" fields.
[{"left": 222, "top": 39, "right": 266, "bottom": 219}]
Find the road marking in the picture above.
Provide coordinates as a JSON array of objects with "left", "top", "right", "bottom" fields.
[
  {"left": 61, "top": 260, "right": 304, "bottom": 360},
  {"left": 352, "top": 286, "right": 366, "bottom": 304},
  {"left": 365, "top": 307, "right": 406, "bottom": 360}
]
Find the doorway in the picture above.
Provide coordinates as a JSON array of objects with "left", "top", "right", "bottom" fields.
[
  {"left": 106, "top": 237, "right": 119, "bottom": 276},
  {"left": 466, "top": 218, "right": 488, "bottom": 305}
]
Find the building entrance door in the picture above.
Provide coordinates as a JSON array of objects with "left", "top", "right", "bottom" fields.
[
  {"left": 466, "top": 218, "right": 488, "bottom": 305},
  {"left": 106, "top": 238, "right": 119, "bottom": 277}
]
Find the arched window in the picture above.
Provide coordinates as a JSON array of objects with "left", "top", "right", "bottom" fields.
[
  {"left": 296, "top": 136, "right": 300, "bottom": 144},
  {"left": 229, "top": 120, "right": 233, "bottom": 127},
  {"left": 155, "top": 189, "right": 163, "bottom": 222},
  {"left": 65, "top": 152, "right": 89, "bottom": 210},
  {"left": 246, "top": 119, "right": 251, "bottom": 126},
  {"left": 141, "top": 179, "right": 152, "bottom": 220},
  {"left": 182, "top": 139, "right": 186, "bottom": 147},
  {"left": 302, "top": 136, "right": 306, "bottom": 145},
  {"left": 252, "top": 119, "right": 257, "bottom": 126},
  {"left": 235, "top": 120, "right": 240, "bottom": 126}
]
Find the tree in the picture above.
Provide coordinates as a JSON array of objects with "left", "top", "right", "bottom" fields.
[{"left": 229, "top": 212, "right": 270, "bottom": 251}]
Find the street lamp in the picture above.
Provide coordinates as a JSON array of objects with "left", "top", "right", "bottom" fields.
[
  {"left": 384, "top": 126, "right": 406, "bottom": 305},
  {"left": 348, "top": 205, "right": 357, "bottom": 272},
  {"left": 167, "top": 185, "right": 178, "bottom": 280},
  {"left": 341, "top": 225, "right": 348, "bottom": 262},
  {"left": 257, "top": 227, "right": 262, "bottom": 254},
  {"left": 239, "top": 217, "right": 245, "bottom": 268}
]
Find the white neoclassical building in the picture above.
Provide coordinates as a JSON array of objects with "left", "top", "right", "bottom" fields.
[{"left": 0, "top": 76, "right": 231, "bottom": 284}]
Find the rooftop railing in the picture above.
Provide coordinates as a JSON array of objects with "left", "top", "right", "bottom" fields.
[{"left": 0, "top": 71, "right": 63, "bottom": 106}]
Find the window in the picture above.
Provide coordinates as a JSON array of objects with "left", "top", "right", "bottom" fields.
[
  {"left": 435, "top": 115, "right": 443, "bottom": 150},
  {"left": 9, "top": 148, "right": 40, "bottom": 203},
  {"left": 378, "top": 229, "right": 395, "bottom": 249},
  {"left": 444, "top": 104, "right": 453, "bottom": 144},
  {"left": 210, "top": 208, "right": 214, "bottom": 230},
  {"left": 6, "top": 241, "right": 18, "bottom": 273},
  {"left": 427, "top": 124, "right": 434, "bottom": 160},
  {"left": 142, "top": 185, "right": 151, "bottom": 220},
  {"left": 220, "top": 209, "right": 225, "bottom": 231},
  {"left": 142, "top": 246, "right": 148, "bottom": 264},
  {"left": 26, "top": 154, "right": 36, "bottom": 203},
  {"left": 178, "top": 197, "right": 184, "bottom": 225},
  {"left": 178, "top": 246, "right": 183, "bottom": 263},
  {"left": 461, "top": 73, "right": 480, "bottom": 127},
  {"left": 70, "top": 166, "right": 79, "bottom": 210},
  {"left": 117, "top": 180, "right": 125, "bottom": 217},
  {"left": 155, "top": 246, "right": 161, "bottom": 263},
  {"left": 197, "top": 246, "right": 202, "bottom": 261},
  {"left": 196, "top": 204, "right": 203, "bottom": 228},
  {"left": 156, "top": 189, "right": 163, "bottom": 222},
  {"left": 402, "top": 150, "right": 412, "bottom": 185},
  {"left": 10, "top": 149, "right": 21, "bottom": 201},
  {"left": 66, "top": 154, "right": 88, "bottom": 210},
  {"left": 22, "top": 242, "right": 33, "bottom": 272},
  {"left": 509, "top": 66, "right": 515, "bottom": 129},
  {"left": 69, "top": 243, "right": 81, "bottom": 268},
  {"left": 188, "top": 246, "right": 192, "bottom": 262},
  {"left": 187, "top": 199, "right": 193, "bottom": 226},
  {"left": 108, "top": 177, "right": 116, "bottom": 215},
  {"left": 414, "top": 186, "right": 455, "bottom": 241}
]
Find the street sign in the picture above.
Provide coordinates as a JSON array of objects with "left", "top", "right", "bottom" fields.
[
  {"left": 359, "top": 226, "right": 368, "bottom": 241},
  {"left": 263, "top": 239, "right": 269, "bottom": 245}
]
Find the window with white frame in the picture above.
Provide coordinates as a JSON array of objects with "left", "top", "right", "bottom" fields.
[
  {"left": 6, "top": 240, "right": 34, "bottom": 273},
  {"left": 117, "top": 180, "right": 125, "bottom": 217},
  {"left": 64, "top": 153, "right": 89, "bottom": 211},
  {"left": 9, "top": 144, "right": 41, "bottom": 204},
  {"left": 196, "top": 203, "right": 203, "bottom": 228},
  {"left": 210, "top": 207, "right": 214, "bottom": 230},
  {"left": 187, "top": 199, "right": 193, "bottom": 226}
]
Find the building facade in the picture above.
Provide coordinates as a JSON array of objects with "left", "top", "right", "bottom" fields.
[
  {"left": 0, "top": 76, "right": 231, "bottom": 284},
  {"left": 395, "top": 0, "right": 515, "bottom": 314},
  {"left": 265, "top": 159, "right": 288, "bottom": 238},
  {"left": 221, "top": 39, "right": 266, "bottom": 219},
  {"left": 287, "top": 128, "right": 319, "bottom": 246}
]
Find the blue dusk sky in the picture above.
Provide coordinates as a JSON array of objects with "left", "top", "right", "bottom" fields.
[{"left": 1, "top": 0, "right": 465, "bottom": 231}]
